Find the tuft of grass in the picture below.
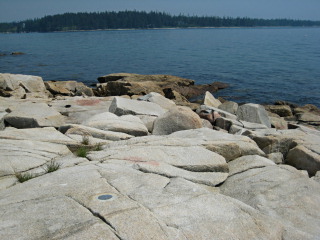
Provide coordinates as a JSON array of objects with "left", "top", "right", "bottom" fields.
[
  {"left": 15, "top": 172, "right": 35, "bottom": 183},
  {"left": 76, "top": 146, "right": 88, "bottom": 157},
  {"left": 43, "top": 161, "right": 61, "bottom": 173}
]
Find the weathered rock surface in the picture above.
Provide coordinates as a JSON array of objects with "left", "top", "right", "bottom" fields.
[
  {"left": 109, "top": 96, "right": 166, "bottom": 116},
  {"left": 88, "top": 142, "right": 228, "bottom": 186},
  {"left": 82, "top": 112, "right": 149, "bottom": 136},
  {"left": 203, "top": 91, "right": 221, "bottom": 108},
  {"left": 218, "top": 100, "right": 238, "bottom": 115},
  {"left": 237, "top": 103, "right": 272, "bottom": 128},
  {"left": 4, "top": 102, "right": 65, "bottom": 128},
  {"left": 0, "top": 163, "right": 297, "bottom": 240},
  {"left": 49, "top": 96, "right": 113, "bottom": 124},
  {"left": 0, "top": 111, "right": 7, "bottom": 130},
  {"left": 243, "top": 126, "right": 320, "bottom": 175},
  {"left": 153, "top": 106, "right": 202, "bottom": 135},
  {"left": 0, "top": 139, "right": 71, "bottom": 177},
  {"left": 169, "top": 128, "right": 265, "bottom": 161},
  {"left": 286, "top": 145, "right": 320, "bottom": 176},
  {"left": 0, "top": 73, "right": 50, "bottom": 98},
  {"left": 45, "top": 80, "right": 94, "bottom": 97},
  {"left": 0, "top": 127, "right": 77, "bottom": 145},
  {"left": 97, "top": 73, "right": 228, "bottom": 101},
  {"left": 221, "top": 163, "right": 320, "bottom": 238},
  {"left": 197, "top": 105, "right": 238, "bottom": 120},
  {"left": 269, "top": 116, "right": 288, "bottom": 129},
  {"left": 138, "top": 92, "right": 176, "bottom": 110},
  {"left": 60, "top": 124, "right": 134, "bottom": 141},
  {"left": 265, "top": 105, "right": 293, "bottom": 117}
]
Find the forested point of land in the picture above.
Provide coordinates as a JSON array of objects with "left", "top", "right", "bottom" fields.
[{"left": 1, "top": 10, "right": 320, "bottom": 33}]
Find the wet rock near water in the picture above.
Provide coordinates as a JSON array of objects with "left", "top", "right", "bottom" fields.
[{"left": 1, "top": 73, "right": 320, "bottom": 239}]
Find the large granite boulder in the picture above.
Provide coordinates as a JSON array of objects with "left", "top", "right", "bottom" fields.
[
  {"left": 109, "top": 96, "right": 166, "bottom": 116},
  {"left": 203, "top": 91, "right": 222, "bottom": 108},
  {"left": 82, "top": 112, "right": 149, "bottom": 136},
  {"left": 221, "top": 160, "right": 320, "bottom": 238},
  {"left": 152, "top": 106, "right": 202, "bottom": 135},
  {"left": 286, "top": 145, "right": 320, "bottom": 176},
  {"left": 0, "top": 73, "right": 50, "bottom": 98},
  {"left": 237, "top": 103, "right": 271, "bottom": 128},
  {"left": 4, "top": 102, "right": 65, "bottom": 128}
]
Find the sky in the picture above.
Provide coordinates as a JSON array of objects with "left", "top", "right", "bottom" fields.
[{"left": 0, "top": 0, "right": 319, "bottom": 23}]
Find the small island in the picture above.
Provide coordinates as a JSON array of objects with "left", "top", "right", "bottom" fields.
[{"left": 1, "top": 10, "right": 320, "bottom": 33}]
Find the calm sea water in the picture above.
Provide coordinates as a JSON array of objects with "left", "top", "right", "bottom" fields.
[{"left": 1, "top": 27, "right": 319, "bottom": 107}]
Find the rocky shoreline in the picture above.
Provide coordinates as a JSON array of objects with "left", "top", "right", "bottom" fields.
[{"left": 0, "top": 73, "right": 320, "bottom": 239}]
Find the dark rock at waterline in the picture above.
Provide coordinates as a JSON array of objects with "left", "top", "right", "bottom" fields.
[
  {"left": 96, "top": 73, "right": 229, "bottom": 101},
  {"left": 11, "top": 52, "right": 25, "bottom": 55}
]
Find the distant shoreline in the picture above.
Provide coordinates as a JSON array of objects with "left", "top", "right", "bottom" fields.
[{"left": 1, "top": 25, "right": 320, "bottom": 34}]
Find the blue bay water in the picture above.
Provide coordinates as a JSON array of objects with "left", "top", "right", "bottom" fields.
[{"left": 0, "top": 27, "right": 319, "bottom": 107}]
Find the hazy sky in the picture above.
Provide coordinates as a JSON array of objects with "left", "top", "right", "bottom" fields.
[{"left": 0, "top": 0, "right": 319, "bottom": 22}]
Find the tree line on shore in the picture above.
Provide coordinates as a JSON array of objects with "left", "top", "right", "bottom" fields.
[{"left": 1, "top": 10, "right": 320, "bottom": 33}]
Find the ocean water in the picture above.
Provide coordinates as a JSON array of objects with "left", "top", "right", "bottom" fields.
[{"left": 1, "top": 27, "right": 319, "bottom": 107}]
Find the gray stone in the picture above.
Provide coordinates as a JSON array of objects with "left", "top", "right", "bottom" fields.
[
  {"left": 312, "top": 171, "right": 320, "bottom": 183},
  {"left": 215, "top": 117, "right": 269, "bottom": 132},
  {"left": 60, "top": 124, "right": 134, "bottom": 141},
  {"left": 0, "top": 73, "right": 50, "bottom": 98},
  {"left": 49, "top": 96, "right": 114, "bottom": 124},
  {"left": 137, "top": 115, "right": 157, "bottom": 132},
  {"left": 152, "top": 106, "right": 202, "bottom": 135},
  {"left": 88, "top": 143, "right": 228, "bottom": 186},
  {"left": 221, "top": 164, "right": 320, "bottom": 238},
  {"left": 237, "top": 103, "right": 271, "bottom": 128},
  {"left": 82, "top": 112, "right": 149, "bottom": 136},
  {"left": 138, "top": 92, "right": 176, "bottom": 110},
  {"left": 218, "top": 100, "right": 238, "bottom": 115},
  {"left": 169, "top": 128, "right": 265, "bottom": 161},
  {"left": 0, "top": 111, "right": 7, "bottom": 130},
  {"left": 109, "top": 96, "right": 166, "bottom": 116},
  {"left": 0, "top": 127, "right": 77, "bottom": 145},
  {"left": 227, "top": 155, "right": 275, "bottom": 177},
  {"left": 286, "top": 145, "right": 320, "bottom": 176},
  {"left": 270, "top": 116, "right": 288, "bottom": 130},
  {"left": 0, "top": 139, "right": 71, "bottom": 177},
  {"left": 267, "top": 152, "right": 284, "bottom": 164},
  {"left": 203, "top": 91, "right": 221, "bottom": 108},
  {"left": 197, "top": 105, "right": 238, "bottom": 120},
  {"left": 4, "top": 102, "right": 65, "bottom": 128},
  {"left": 201, "top": 119, "right": 213, "bottom": 129}
]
